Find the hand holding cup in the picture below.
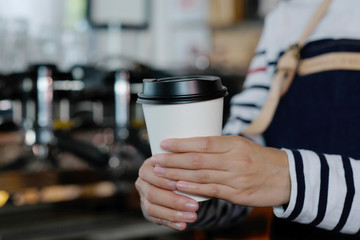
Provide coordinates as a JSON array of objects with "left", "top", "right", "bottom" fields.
[{"left": 137, "top": 76, "right": 228, "bottom": 201}]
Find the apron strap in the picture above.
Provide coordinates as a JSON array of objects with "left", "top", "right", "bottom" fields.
[
  {"left": 243, "top": 0, "right": 332, "bottom": 135},
  {"left": 298, "top": 52, "right": 360, "bottom": 76}
]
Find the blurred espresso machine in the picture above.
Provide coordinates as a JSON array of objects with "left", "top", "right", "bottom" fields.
[
  {"left": 0, "top": 0, "right": 189, "bottom": 237},
  {"left": 0, "top": 60, "right": 177, "bottom": 239}
]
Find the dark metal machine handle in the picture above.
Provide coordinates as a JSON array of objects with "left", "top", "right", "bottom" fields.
[{"left": 36, "top": 66, "right": 54, "bottom": 145}]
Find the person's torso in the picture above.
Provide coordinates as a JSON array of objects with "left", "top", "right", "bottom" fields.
[{"left": 264, "top": 39, "right": 360, "bottom": 239}]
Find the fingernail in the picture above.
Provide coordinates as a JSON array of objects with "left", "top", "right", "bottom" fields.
[
  {"left": 154, "top": 166, "right": 165, "bottom": 175},
  {"left": 176, "top": 212, "right": 196, "bottom": 221},
  {"left": 160, "top": 139, "right": 171, "bottom": 150},
  {"left": 167, "top": 180, "right": 177, "bottom": 189},
  {"left": 185, "top": 202, "right": 198, "bottom": 211},
  {"left": 183, "top": 212, "right": 196, "bottom": 221},
  {"left": 175, "top": 222, "right": 186, "bottom": 230},
  {"left": 150, "top": 155, "right": 159, "bottom": 164},
  {"left": 176, "top": 181, "right": 188, "bottom": 190}
]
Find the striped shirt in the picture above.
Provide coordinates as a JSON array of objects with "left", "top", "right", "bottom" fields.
[{"left": 192, "top": 0, "right": 360, "bottom": 237}]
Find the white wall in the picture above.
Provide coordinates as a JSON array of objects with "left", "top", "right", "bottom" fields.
[
  {"left": 0, "top": 0, "right": 66, "bottom": 72},
  {"left": 149, "top": 0, "right": 211, "bottom": 69},
  {"left": 0, "top": 0, "right": 65, "bottom": 34},
  {"left": 94, "top": 0, "right": 211, "bottom": 71},
  {"left": 0, "top": 0, "right": 211, "bottom": 72}
]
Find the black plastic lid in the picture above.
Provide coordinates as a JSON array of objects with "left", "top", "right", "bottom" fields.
[{"left": 137, "top": 76, "right": 228, "bottom": 104}]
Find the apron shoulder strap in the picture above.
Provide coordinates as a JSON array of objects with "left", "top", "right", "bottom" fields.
[{"left": 243, "top": 0, "right": 332, "bottom": 135}]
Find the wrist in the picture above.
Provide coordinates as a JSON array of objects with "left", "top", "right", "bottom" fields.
[{"left": 263, "top": 146, "right": 291, "bottom": 205}]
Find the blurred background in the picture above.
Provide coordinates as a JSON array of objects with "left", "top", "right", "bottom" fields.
[{"left": 0, "top": 0, "right": 278, "bottom": 239}]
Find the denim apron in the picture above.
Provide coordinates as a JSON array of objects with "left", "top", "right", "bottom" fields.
[{"left": 264, "top": 39, "right": 360, "bottom": 240}]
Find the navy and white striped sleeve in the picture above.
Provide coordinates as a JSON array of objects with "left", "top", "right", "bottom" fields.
[
  {"left": 188, "top": 199, "right": 251, "bottom": 230},
  {"left": 222, "top": 34, "right": 275, "bottom": 136},
  {"left": 274, "top": 149, "right": 360, "bottom": 235}
]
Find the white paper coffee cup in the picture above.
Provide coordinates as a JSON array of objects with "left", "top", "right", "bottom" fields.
[{"left": 137, "top": 76, "right": 228, "bottom": 202}]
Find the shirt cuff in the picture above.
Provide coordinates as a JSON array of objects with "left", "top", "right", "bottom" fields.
[{"left": 273, "top": 148, "right": 298, "bottom": 218}]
